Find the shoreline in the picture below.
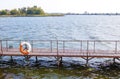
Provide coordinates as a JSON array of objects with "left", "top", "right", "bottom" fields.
[
  {"left": 0, "top": 14, "right": 64, "bottom": 17},
  {"left": 1, "top": 14, "right": 120, "bottom": 17}
]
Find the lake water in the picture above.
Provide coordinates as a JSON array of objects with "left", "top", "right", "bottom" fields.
[
  {"left": 0, "top": 15, "right": 120, "bottom": 79},
  {"left": 1, "top": 15, "right": 120, "bottom": 40}
]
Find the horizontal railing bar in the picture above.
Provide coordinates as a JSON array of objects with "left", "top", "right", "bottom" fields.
[
  {"left": 0, "top": 40, "right": 120, "bottom": 42},
  {"left": 1, "top": 39, "right": 120, "bottom": 58}
]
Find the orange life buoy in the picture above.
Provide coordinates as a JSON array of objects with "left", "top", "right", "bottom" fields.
[{"left": 19, "top": 42, "right": 31, "bottom": 55}]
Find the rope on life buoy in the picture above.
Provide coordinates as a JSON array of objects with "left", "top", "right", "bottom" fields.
[{"left": 19, "top": 42, "right": 31, "bottom": 55}]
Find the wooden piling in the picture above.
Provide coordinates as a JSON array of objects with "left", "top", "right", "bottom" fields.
[
  {"left": 113, "top": 58, "right": 116, "bottom": 63},
  {"left": 86, "top": 57, "right": 89, "bottom": 67},
  {"left": 10, "top": 56, "right": 13, "bottom": 62},
  {"left": 35, "top": 56, "right": 38, "bottom": 63},
  {"left": 57, "top": 57, "right": 62, "bottom": 67}
]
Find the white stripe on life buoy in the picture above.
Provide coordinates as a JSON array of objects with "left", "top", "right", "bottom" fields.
[{"left": 21, "top": 42, "right": 31, "bottom": 52}]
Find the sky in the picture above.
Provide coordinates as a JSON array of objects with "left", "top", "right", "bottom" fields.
[{"left": 0, "top": 0, "right": 120, "bottom": 13}]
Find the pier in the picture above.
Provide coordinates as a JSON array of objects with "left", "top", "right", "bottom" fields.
[{"left": 0, "top": 40, "right": 120, "bottom": 66}]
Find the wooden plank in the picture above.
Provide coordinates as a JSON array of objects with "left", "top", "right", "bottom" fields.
[
  {"left": 2, "top": 51, "right": 120, "bottom": 58},
  {"left": 1, "top": 48, "right": 120, "bottom": 58}
]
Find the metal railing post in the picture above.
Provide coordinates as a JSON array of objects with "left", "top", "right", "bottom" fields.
[
  {"left": 115, "top": 41, "right": 117, "bottom": 54},
  {"left": 63, "top": 41, "right": 65, "bottom": 53},
  {"left": 87, "top": 41, "right": 89, "bottom": 56},
  {"left": 80, "top": 41, "right": 82, "bottom": 53},
  {"left": 0, "top": 40, "right": 3, "bottom": 55},
  {"left": 32, "top": 40, "right": 33, "bottom": 53},
  {"left": 6, "top": 40, "right": 8, "bottom": 52},
  {"left": 51, "top": 41, "right": 52, "bottom": 53},
  {"left": 0, "top": 40, "right": 1, "bottom": 51},
  {"left": 57, "top": 40, "right": 58, "bottom": 56},
  {"left": 94, "top": 41, "right": 95, "bottom": 53}
]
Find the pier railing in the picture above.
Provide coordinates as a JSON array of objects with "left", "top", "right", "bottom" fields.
[{"left": 0, "top": 40, "right": 120, "bottom": 57}]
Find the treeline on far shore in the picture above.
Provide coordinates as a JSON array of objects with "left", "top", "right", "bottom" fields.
[{"left": 0, "top": 6, "right": 64, "bottom": 17}]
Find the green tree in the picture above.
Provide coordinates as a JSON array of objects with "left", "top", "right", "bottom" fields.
[
  {"left": 34, "top": 6, "right": 45, "bottom": 15},
  {"left": 10, "top": 9, "right": 18, "bottom": 15},
  {"left": 26, "top": 6, "right": 45, "bottom": 15},
  {"left": 18, "top": 7, "right": 27, "bottom": 15},
  {"left": 26, "top": 7, "right": 33, "bottom": 15},
  {"left": 0, "top": 10, "right": 8, "bottom": 15},
  {"left": 0, "top": 6, "right": 45, "bottom": 16}
]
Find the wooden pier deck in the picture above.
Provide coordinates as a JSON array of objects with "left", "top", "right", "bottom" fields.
[
  {"left": 0, "top": 40, "right": 120, "bottom": 65},
  {"left": 1, "top": 48, "right": 120, "bottom": 58}
]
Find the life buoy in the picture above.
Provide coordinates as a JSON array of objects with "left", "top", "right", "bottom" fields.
[{"left": 20, "top": 42, "right": 31, "bottom": 55}]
